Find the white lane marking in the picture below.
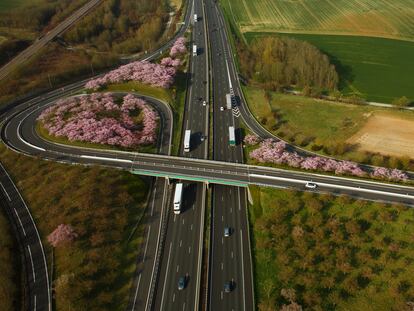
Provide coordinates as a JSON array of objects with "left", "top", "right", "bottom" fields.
[
  {"left": 34, "top": 294, "right": 37, "bottom": 311},
  {"left": 160, "top": 243, "right": 173, "bottom": 310},
  {"left": 143, "top": 226, "right": 151, "bottom": 263},
  {"left": 131, "top": 274, "right": 142, "bottom": 311},
  {"left": 221, "top": 291, "right": 223, "bottom": 300},
  {"left": 151, "top": 187, "right": 157, "bottom": 216},
  {"left": 183, "top": 302, "right": 186, "bottom": 311},
  {"left": 222, "top": 237, "right": 224, "bottom": 244},
  {"left": 173, "top": 293, "right": 176, "bottom": 303},
  {"left": 27, "top": 245, "right": 36, "bottom": 283},
  {"left": 0, "top": 182, "right": 11, "bottom": 201},
  {"left": 177, "top": 265, "right": 179, "bottom": 273},
  {"left": 190, "top": 224, "right": 193, "bottom": 231},
  {"left": 180, "top": 240, "right": 182, "bottom": 247},
  {"left": 221, "top": 262, "right": 223, "bottom": 270},
  {"left": 17, "top": 121, "right": 46, "bottom": 152},
  {"left": 80, "top": 155, "right": 132, "bottom": 163},
  {"left": 249, "top": 173, "right": 414, "bottom": 199},
  {"left": 14, "top": 209, "right": 26, "bottom": 236},
  {"left": 188, "top": 246, "right": 191, "bottom": 254},
  {"left": 240, "top": 230, "right": 246, "bottom": 311},
  {"left": 231, "top": 251, "right": 234, "bottom": 259}
]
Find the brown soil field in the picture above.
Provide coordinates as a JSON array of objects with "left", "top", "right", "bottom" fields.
[{"left": 348, "top": 113, "right": 414, "bottom": 158}]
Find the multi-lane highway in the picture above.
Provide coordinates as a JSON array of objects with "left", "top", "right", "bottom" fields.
[
  {"left": 204, "top": 0, "right": 255, "bottom": 309},
  {"left": 0, "top": 0, "right": 103, "bottom": 81},
  {"left": 153, "top": 0, "right": 210, "bottom": 309}
]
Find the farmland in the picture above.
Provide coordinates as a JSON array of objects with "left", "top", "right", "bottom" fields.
[
  {"left": 0, "top": 0, "right": 28, "bottom": 11},
  {"left": 249, "top": 186, "right": 414, "bottom": 310},
  {"left": 222, "top": 0, "right": 414, "bottom": 41},
  {"left": 243, "top": 86, "right": 414, "bottom": 164}
]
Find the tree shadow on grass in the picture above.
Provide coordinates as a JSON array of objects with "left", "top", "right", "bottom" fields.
[{"left": 323, "top": 51, "right": 355, "bottom": 91}]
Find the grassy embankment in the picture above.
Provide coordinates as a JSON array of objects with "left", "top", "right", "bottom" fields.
[
  {"left": 249, "top": 186, "right": 414, "bottom": 311},
  {"left": 243, "top": 86, "right": 414, "bottom": 169},
  {"left": 0, "top": 143, "right": 150, "bottom": 310},
  {"left": 0, "top": 206, "right": 20, "bottom": 310}
]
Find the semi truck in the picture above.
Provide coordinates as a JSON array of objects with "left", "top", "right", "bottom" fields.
[
  {"left": 192, "top": 45, "right": 197, "bottom": 56},
  {"left": 226, "top": 93, "right": 232, "bottom": 110},
  {"left": 173, "top": 183, "right": 184, "bottom": 214},
  {"left": 229, "top": 126, "right": 236, "bottom": 146},
  {"left": 184, "top": 130, "right": 191, "bottom": 152}
]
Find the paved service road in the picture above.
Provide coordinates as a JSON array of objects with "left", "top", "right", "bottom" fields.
[
  {"left": 0, "top": 163, "right": 51, "bottom": 311},
  {"left": 0, "top": 0, "right": 103, "bottom": 81}
]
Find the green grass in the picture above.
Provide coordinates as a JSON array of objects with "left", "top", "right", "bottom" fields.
[
  {"left": 246, "top": 33, "right": 414, "bottom": 103},
  {"left": 243, "top": 85, "right": 414, "bottom": 163},
  {"left": 0, "top": 0, "right": 28, "bottom": 10},
  {"left": 220, "top": 0, "right": 414, "bottom": 41},
  {"left": 0, "top": 143, "right": 150, "bottom": 310},
  {"left": 249, "top": 186, "right": 414, "bottom": 310}
]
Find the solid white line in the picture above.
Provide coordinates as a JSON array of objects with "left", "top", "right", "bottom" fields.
[
  {"left": 17, "top": 121, "right": 46, "bottom": 152},
  {"left": 240, "top": 230, "right": 246, "bottom": 311},
  {"left": 80, "top": 155, "right": 132, "bottom": 163},
  {"left": 249, "top": 174, "right": 414, "bottom": 199},
  {"left": 27, "top": 245, "right": 36, "bottom": 283},
  {"left": 160, "top": 243, "right": 173, "bottom": 310},
  {"left": 131, "top": 274, "right": 142, "bottom": 311},
  {"left": 14, "top": 209, "right": 27, "bottom": 236},
  {"left": 143, "top": 226, "right": 151, "bottom": 263},
  {"left": 0, "top": 182, "right": 11, "bottom": 201},
  {"left": 151, "top": 187, "right": 157, "bottom": 216}
]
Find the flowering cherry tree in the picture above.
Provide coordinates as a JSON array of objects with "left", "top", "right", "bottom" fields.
[
  {"left": 170, "top": 37, "right": 187, "bottom": 57},
  {"left": 38, "top": 93, "right": 159, "bottom": 148},
  {"left": 48, "top": 224, "right": 78, "bottom": 247},
  {"left": 243, "top": 134, "right": 262, "bottom": 146},
  {"left": 248, "top": 138, "right": 408, "bottom": 181},
  {"left": 85, "top": 61, "right": 176, "bottom": 90}
]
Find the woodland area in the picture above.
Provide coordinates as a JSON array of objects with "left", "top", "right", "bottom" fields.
[
  {"left": 237, "top": 36, "right": 339, "bottom": 93},
  {"left": 0, "top": 0, "right": 179, "bottom": 105},
  {"left": 0, "top": 144, "right": 150, "bottom": 310},
  {"left": 250, "top": 187, "right": 414, "bottom": 311}
]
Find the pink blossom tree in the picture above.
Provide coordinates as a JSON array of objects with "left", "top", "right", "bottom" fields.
[
  {"left": 170, "top": 37, "right": 187, "bottom": 57},
  {"left": 48, "top": 224, "right": 78, "bottom": 247}
]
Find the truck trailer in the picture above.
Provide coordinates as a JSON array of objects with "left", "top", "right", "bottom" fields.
[
  {"left": 192, "top": 45, "right": 197, "bottom": 56},
  {"left": 173, "top": 183, "right": 184, "bottom": 214},
  {"left": 226, "top": 93, "right": 232, "bottom": 110},
  {"left": 229, "top": 126, "right": 236, "bottom": 146},
  {"left": 184, "top": 130, "right": 191, "bottom": 152}
]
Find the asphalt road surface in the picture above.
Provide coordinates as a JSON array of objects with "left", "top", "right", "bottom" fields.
[{"left": 153, "top": 0, "right": 209, "bottom": 309}]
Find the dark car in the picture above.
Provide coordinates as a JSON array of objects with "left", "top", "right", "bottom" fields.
[
  {"left": 224, "top": 227, "right": 231, "bottom": 237},
  {"left": 224, "top": 281, "right": 233, "bottom": 293},
  {"left": 178, "top": 276, "right": 186, "bottom": 290}
]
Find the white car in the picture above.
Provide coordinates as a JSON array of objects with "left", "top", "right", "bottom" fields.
[
  {"left": 202, "top": 100, "right": 207, "bottom": 106},
  {"left": 305, "top": 182, "right": 318, "bottom": 189},
  {"left": 220, "top": 106, "right": 224, "bottom": 111}
]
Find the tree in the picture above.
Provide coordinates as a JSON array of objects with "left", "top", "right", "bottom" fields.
[
  {"left": 47, "top": 224, "right": 78, "bottom": 247},
  {"left": 392, "top": 96, "right": 411, "bottom": 107}
]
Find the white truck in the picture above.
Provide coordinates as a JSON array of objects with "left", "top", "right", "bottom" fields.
[
  {"left": 193, "top": 44, "right": 197, "bottom": 56},
  {"left": 184, "top": 130, "right": 191, "bottom": 152},
  {"left": 226, "top": 93, "right": 232, "bottom": 110},
  {"left": 173, "top": 183, "right": 184, "bottom": 214},
  {"left": 194, "top": 14, "right": 198, "bottom": 23},
  {"left": 229, "top": 126, "right": 236, "bottom": 146}
]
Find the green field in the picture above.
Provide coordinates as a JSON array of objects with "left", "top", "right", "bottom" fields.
[
  {"left": 221, "top": 0, "right": 414, "bottom": 41},
  {"left": 244, "top": 86, "right": 414, "bottom": 166},
  {"left": 250, "top": 33, "right": 414, "bottom": 103},
  {"left": 0, "top": 0, "right": 27, "bottom": 11},
  {"left": 249, "top": 186, "right": 414, "bottom": 310}
]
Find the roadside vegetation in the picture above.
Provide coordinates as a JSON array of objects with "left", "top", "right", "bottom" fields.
[
  {"left": 0, "top": 207, "right": 20, "bottom": 311},
  {"left": 249, "top": 186, "right": 414, "bottom": 311},
  {"left": 0, "top": 143, "right": 150, "bottom": 310},
  {"left": 0, "top": 0, "right": 184, "bottom": 106},
  {"left": 243, "top": 86, "right": 414, "bottom": 170}
]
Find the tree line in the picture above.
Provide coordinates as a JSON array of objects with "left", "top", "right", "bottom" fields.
[
  {"left": 64, "top": 0, "right": 169, "bottom": 54},
  {"left": 237, "top": 36, "right": 339, "bottom": 92}
]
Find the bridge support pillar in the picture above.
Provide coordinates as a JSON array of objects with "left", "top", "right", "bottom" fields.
[
  {"left": 205, "top": 181, "right": 209, "bottom": 189},
  {"left": 247, "top": 186, "right": 253, "bottom": 205},
  {"left": 165, "top": 176, "right": 170, "bottom": 185}
]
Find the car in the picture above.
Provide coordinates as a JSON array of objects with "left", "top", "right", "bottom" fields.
[
  {"left": 178, "top": 276, "right": 186, "bottom": 290},
  {"left": 220, "top": 106, "right": 224, "bottom": 111},
  {"left": 200, "top": 135, "right": 205, "bottom": 142},
  {"left": 224, "top": 281, "right": 233, "bottom": 293},
  {"left": 224, "top": 227, "right": 231, "bottom": 237},
  {"left": 202, "top": 100, "right": 207, "bottom": 106},
  {"left": 305, "top": 182, "right": 318, "bottom": 189}
]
